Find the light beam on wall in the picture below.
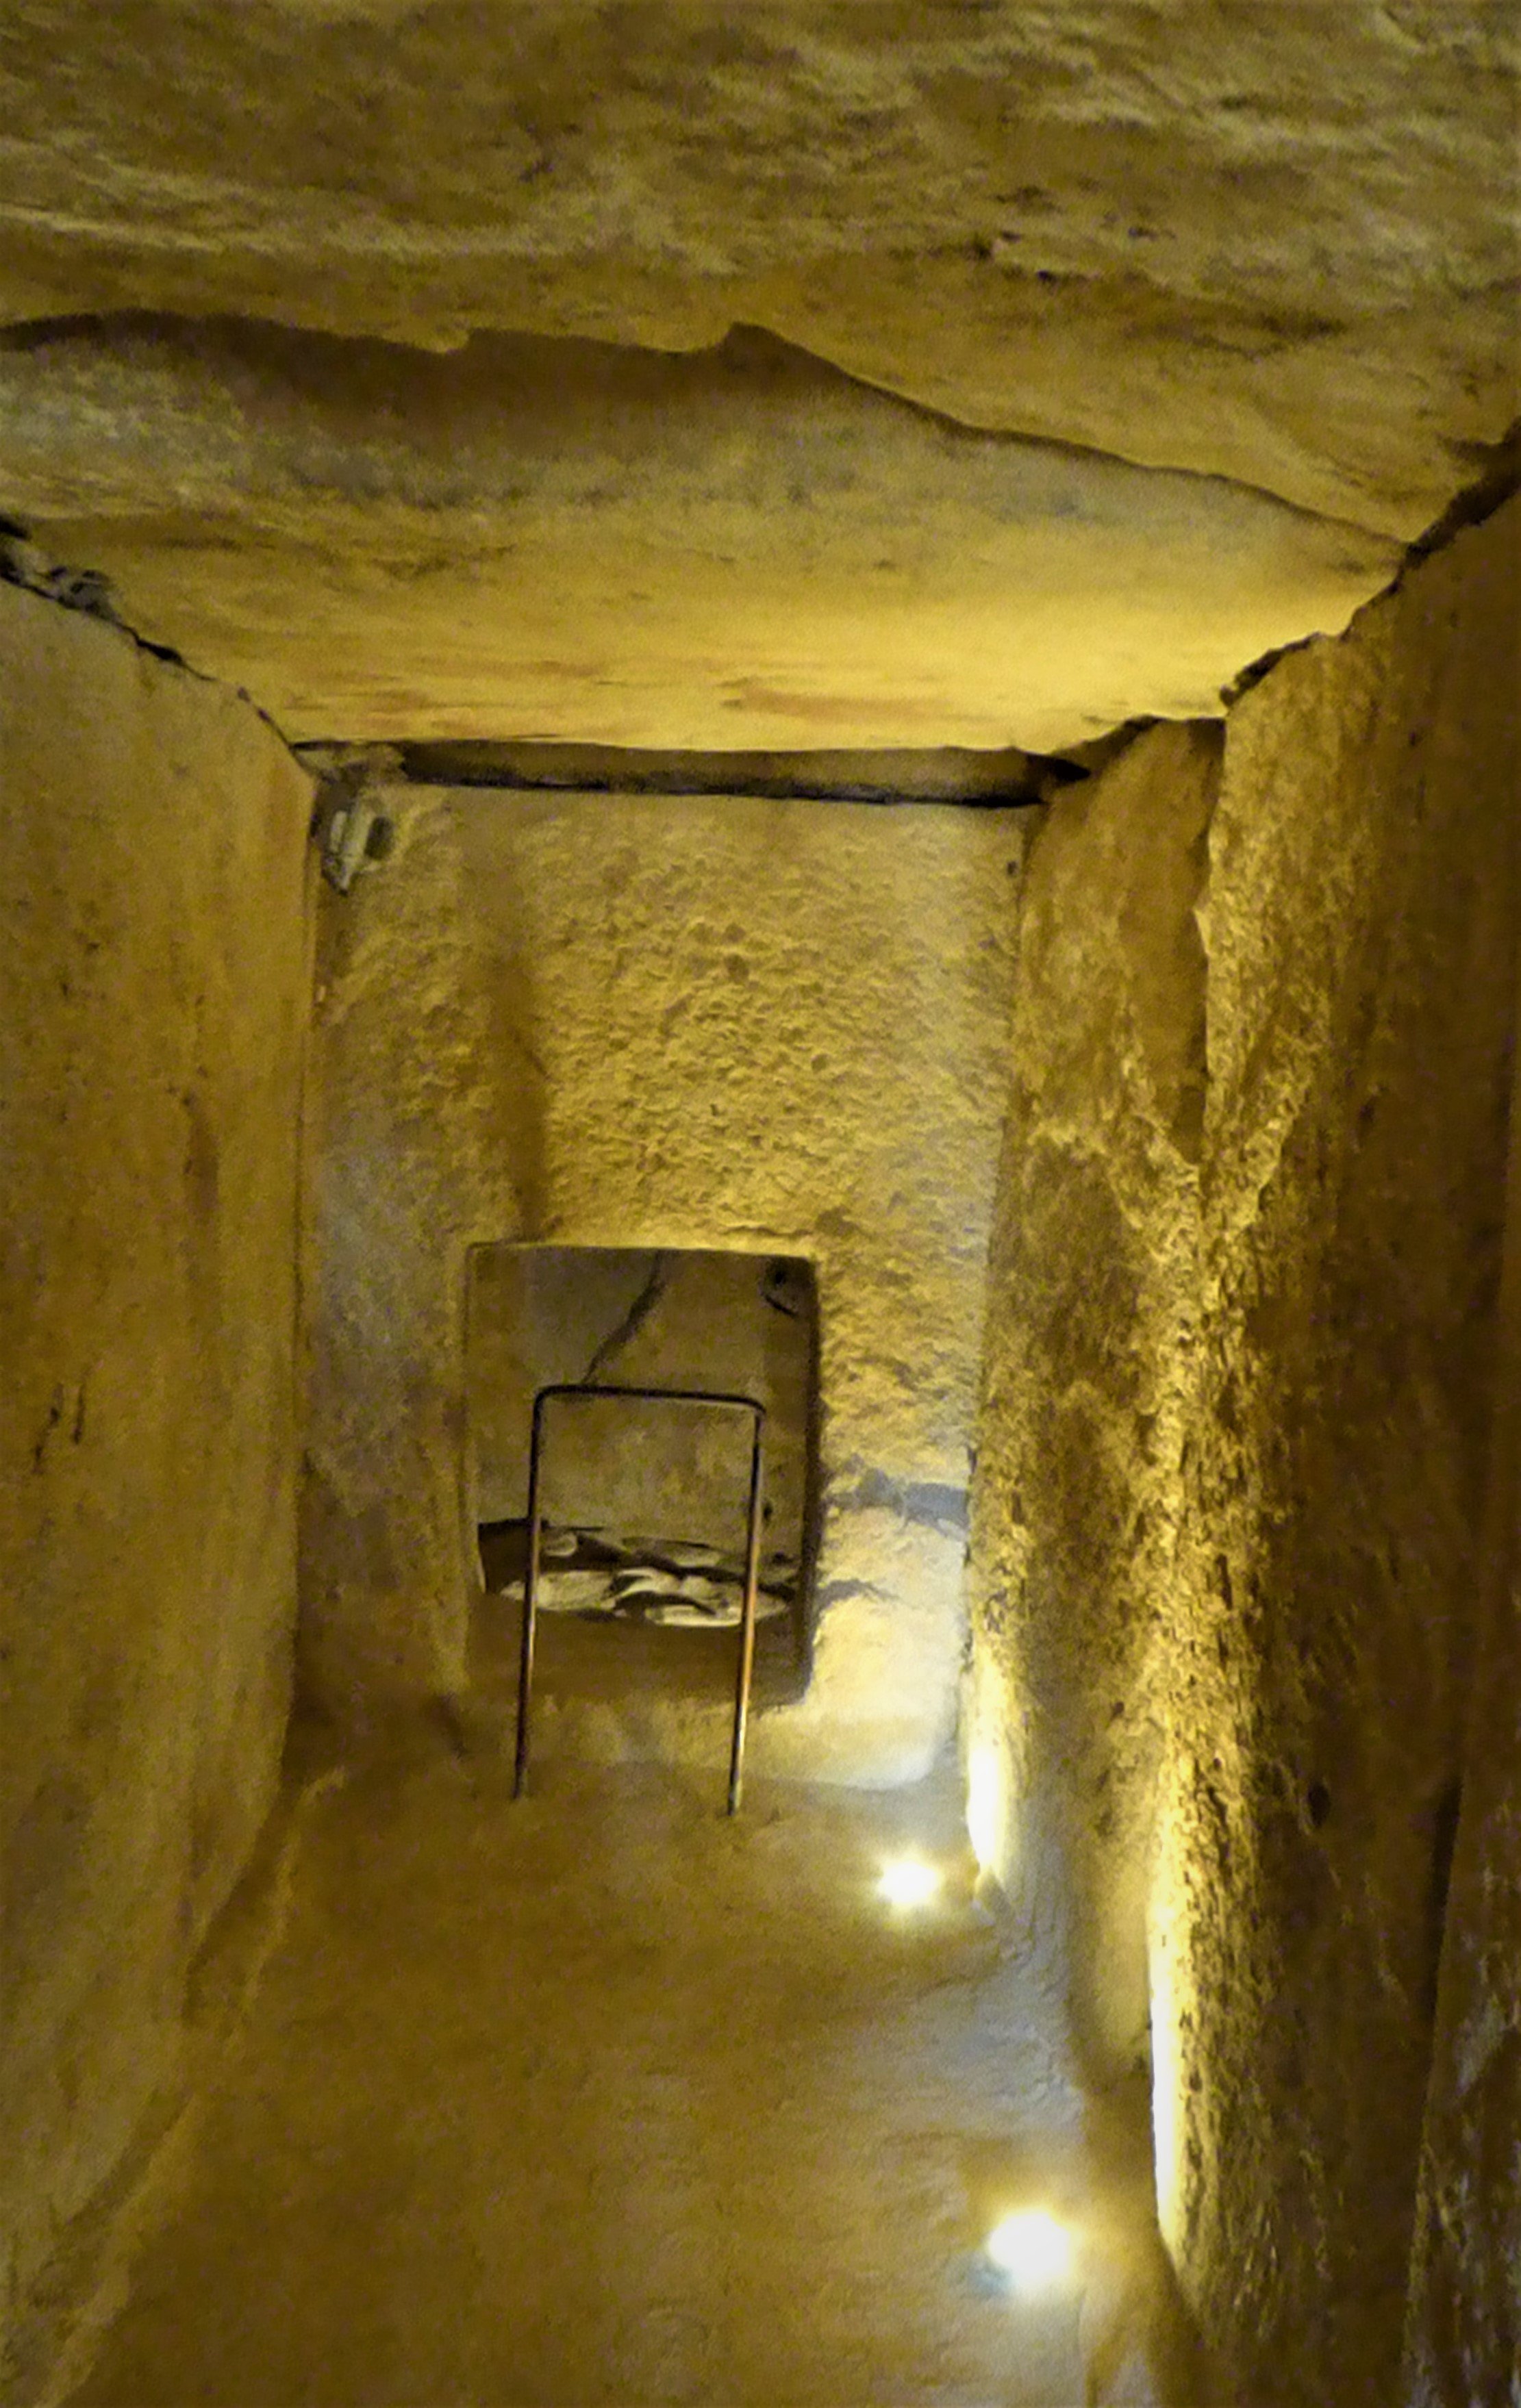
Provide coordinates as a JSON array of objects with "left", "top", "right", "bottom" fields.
[{"left": 966, "top": 1739, "right": 1006, "bottom": 1873}]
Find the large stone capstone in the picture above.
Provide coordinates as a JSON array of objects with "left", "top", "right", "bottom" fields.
[{"left": 0, "top": 3, "right": 1513, "bottom": 745}]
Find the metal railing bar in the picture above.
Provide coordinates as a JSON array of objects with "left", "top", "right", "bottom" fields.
[{"left": 511, "top": 1382, "right": 767, "bottom": 1814}]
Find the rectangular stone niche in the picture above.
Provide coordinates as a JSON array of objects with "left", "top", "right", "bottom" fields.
[{"left": 465, "top": 1243, "right": 818, "bottom": 1723}]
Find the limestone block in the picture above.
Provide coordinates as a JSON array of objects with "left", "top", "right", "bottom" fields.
[
  {"left": 972, "top": 496, "right": 1520, "bottom": 2403},
  {"left": 1400, "top": 983, "right": 1521, "bottom": 2401},
  {"left": 970, "top": 718, "right": 1218, "bottom": 2077},
  {"left": 0, "top": 315, "right": 1403, "bottom": 753},
  {"left": 301, "top": 787, "right": 1022, "bottom": 1781},
  {"left": 0, "top": 584, "right": 312, "bottom": 2392},
  {"left": 1161, "top": 496, "right": 1519, "bottom": 2403},
  {"left": 1, "top": 3, "right": 1513, "bottom": 532}
]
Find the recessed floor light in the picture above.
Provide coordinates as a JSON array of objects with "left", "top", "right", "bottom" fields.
[
  {"left": 985, "top": 2208, "right": 1074, "bottom": 2292},
  {"left": 876, "top": 1855, "right": 942, "bottom": 1909}
]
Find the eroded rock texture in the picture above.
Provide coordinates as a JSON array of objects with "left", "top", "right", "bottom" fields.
[
  {"left": 303, "top": 787, "right": 1022, "bottom": 1782},
  {"left": 0, "top": 316, "right": 1399, "bottom": 752},
  {"left": 971, "top": 494, "right": 1521, "bottom": 2404},
  {"left": 1161, "top": 498, "right": 1518, "bottom": 2408},
  {"left": 2, "top": 3, "right": 1514, "bottom": 526},
  {"left": 0, "top": 583, "right": 313, "bottom": 2396},
  {"left": 1, "top": 4, "right": 1514, "bottom": 747},
  {"left": 970, "top": 718, "right": 1218, "bottom": 2082}
]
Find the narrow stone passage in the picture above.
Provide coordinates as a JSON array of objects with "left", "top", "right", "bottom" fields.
[{"left": 68, "top": 1732, "right": 1094, "bottom": 2408}]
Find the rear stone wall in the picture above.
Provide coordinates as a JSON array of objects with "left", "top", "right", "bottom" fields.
[
  {"left": 301, "top": 790, "right": 1025, "bottom": 1784},
  {"left": 970, "top": 494, "right": 1520, "bottom": 2405},
  {"left": 0, "top": 582, "right": 313, "bottom": 2395}
]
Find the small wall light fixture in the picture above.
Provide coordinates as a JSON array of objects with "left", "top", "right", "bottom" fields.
[
  {"left": 876, "top": 1855, "right": 942, "bottom": 1910},
  {"left": 984, "top": 2207, "right": 1075, "bottom": 2293},
  {"left": 318, "top": 783, "right": 397, "bottom": 894}
]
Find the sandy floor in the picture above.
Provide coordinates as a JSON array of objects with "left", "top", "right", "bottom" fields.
[{"left": 65, "top": 1716, "right": 1123, "bottom": 2408}]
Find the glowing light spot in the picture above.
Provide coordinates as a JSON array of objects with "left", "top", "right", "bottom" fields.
[
  {"left": 966, "top": 1740, "right": 1004, "bottom": 1872},
  {"left": 985, "top": 2208, "right": 1074, "bottom": 2292},
  {"left": 1149, "top": 1950, "right": 1182, "bottom": 2251},
  {"left": 876, "top": 1855, "right": 942, "bottom": 1909}
]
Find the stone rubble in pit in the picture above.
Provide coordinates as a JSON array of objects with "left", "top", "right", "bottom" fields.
[{"left": 481, "top": 1523, "right": 797, "bottom": 1625}]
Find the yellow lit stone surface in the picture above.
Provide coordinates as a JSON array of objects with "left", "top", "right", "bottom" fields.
[
  {"left": 302, "top": 787, "right": 1025, "bottom": 1784},
  {"left": 0, "top": 582, "right": 314, "bottom": 2398},
  {"left": 2, "top": 5, "right": 1514, "bottom": 746},
  {"left": 972, "top": 494, "right": 1521, "bottom": 2403},
  {"left": 0, "top": 316, "right": 1400, "bottom": 752},
  {"left": 1, "top": 3, "right": 1513, "bottom": 526}
]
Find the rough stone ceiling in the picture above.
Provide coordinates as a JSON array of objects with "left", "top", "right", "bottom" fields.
[{"left": 1, "top": 3, "right": 1516, "bottom": 750}]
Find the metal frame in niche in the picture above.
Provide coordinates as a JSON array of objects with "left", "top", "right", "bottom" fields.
[{"left": 512, "top": 1382, "right": 767, "bottom": 1814}]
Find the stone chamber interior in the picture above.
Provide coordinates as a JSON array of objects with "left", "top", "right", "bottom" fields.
[{"left": 1, "top": 12, "right": 1519, "bottom": 2407}]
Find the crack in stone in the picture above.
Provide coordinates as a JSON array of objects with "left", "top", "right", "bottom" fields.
[{"left": 581, "top": 1252, "right": 670, "bottom": 1387}]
